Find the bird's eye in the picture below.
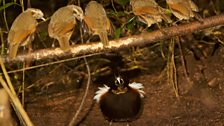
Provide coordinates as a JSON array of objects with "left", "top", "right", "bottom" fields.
[
  {"left": 73, "top": 10, "right": 78, "bottom": 14},
  {"left": 30, "top": 11, "right": 35, "bottom": 16},
  {"left": 115, "top": 77, "right": 124, "bottom": 86}
]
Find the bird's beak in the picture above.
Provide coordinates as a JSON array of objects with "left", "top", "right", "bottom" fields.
[{"left": 41, "top": 17, "right": 46, "bottom": 21}]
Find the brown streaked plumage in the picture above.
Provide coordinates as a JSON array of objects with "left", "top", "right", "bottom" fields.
[
  {"left": 48, "top": 5, "right": 83, "bottom": 50},
  {"left": 7, "top": 8, "right": 45, "bottom": 59},
  {"left": 84, "top": 1, "right": 112, "bottom": 46},
  {"left": 130, "top": 0, "right": 172, "bottom": 27}
]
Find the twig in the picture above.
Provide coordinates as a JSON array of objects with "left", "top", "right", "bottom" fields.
[
  {"left": 0, "top": 56, "right": 34, "bottom": 126},
  {"left": 3, "top": 53, "right": 103, "bottom": 74},
  {"left": 167, "top": 39, "right": 179, "bottom": 98},
  {"left": 3, "top": 0, "right": 9, "bottom": 31},
  {"left": 20, "top": 0, "right": 24, "bottom": 12},
  {"left": 68, "top": 58, "right": 91, "bottom": 126},
  {"left": 0, "top": 28, "right": 5, "bottom": 55},
  {"left": 22, "top": 62, "right": 25, "bottom": 106},
  {"left": 68, "top": 21, "right": 91, "bottom": 126},
  {"left": 176, "top": 38, "right": 193, "bottom": 86},
  {"left": 27, "top": 0, "right": 31, "bottom": 8},
  {"left": 0, "top": 57, "right": 16, "bottom": 95},
  {"left": 0, "top": 77, "right": 26, "bottom": 126},
  {"left": 111, "top": 0, "right": 118, "bottom": 13}
]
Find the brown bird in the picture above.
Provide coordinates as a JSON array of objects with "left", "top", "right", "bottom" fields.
[
  {"left": 166, "top": 0, "right": 199, "bottom": 20},
  {"left": 130, "top": 0, "right": 172, "bottom": 27},
  {"left": 84, "top": 1, "right": 112, "bottom": 46},
  {"left": 48, "top": 5, "right": 84, "bottom": 50},
  {"left": 7, "top": 8, "right": 45, "bottom": 59}
]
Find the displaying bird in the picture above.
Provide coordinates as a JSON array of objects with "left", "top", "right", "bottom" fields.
[
  {"left": 130, "top": 0, "right": 172, "bottom": 27},
  {"left": 83, "top": 1, "right": 113, "bottom": 46},
  {"left": 7, "top": 8, "right": 45, "bottom": 59},
  {"left": 166, "top": 0, "right": 199, "bottom": 20},
  {"left": 48, "top": 5, "right": 84, "bottom": 50},
  {"left": 94, "top": 76, "right": 145, "bottom": 125}
]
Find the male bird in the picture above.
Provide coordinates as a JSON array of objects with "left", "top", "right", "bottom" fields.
[
  {"left": 48, "top": 5, "right": 84, "bottom": 50},
  {"left": 94, "top": 76, "right": 145, "bottom": 125},
  {"left": 166, "top": 0, "right": 199, "bottom": 20},
  {"left": 7, "top": 8, "right": 45, "bottom": 59},
  {"left": 83, "top": 1, "right": 112, "bottom": 46},
  {"left": 130, "top": 0, "right": 172, "bottom": 27}
]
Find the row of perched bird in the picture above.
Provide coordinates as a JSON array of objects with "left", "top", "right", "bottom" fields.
[{"left": 7, "top": 0, "right": 199, "bottom": 59}]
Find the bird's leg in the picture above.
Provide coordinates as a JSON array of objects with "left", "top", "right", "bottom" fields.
[
  {"left": 109, "top": 121, "right": 113, "bottom": 126},
  {"left": 25, "top": 41, "right": 33, "bottom": 67},
  {"left": 52, "top": 39, "right": 56, "bottom": 48},
  {"left": 86, "top": 36, "right": 93, "bottom": 44},
  {"left": 126, "top": 122, "right": 130, "bottom": 126}
]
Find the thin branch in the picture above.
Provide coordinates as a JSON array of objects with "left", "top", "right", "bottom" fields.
[
  {"left": 68, "top": 58, "right": 91, "bottom": 126},
  {"left": 176, "top": 38, "right": 193, "bottom": 86},
  {"left": 2, "top": 14, "right": 224, "bottom": 64},
  {"left": 5, "top": 53, "right": 103, "bottom": 74},
  {"left": 0, "top": 57, "right": 16, "bottom": 95},
  {"left": 0, "top": 28, "right": 5, "bottom": 55},
  {"left": 3, "top": 0, "right": 9, "bottom": 31},
  {"left": 0, "top": 56, "right": 34, "bottom": 126}
]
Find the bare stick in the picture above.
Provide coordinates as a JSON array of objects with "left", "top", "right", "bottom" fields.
[
  {"left": 68, "top": 58, "right": 91, "bottom": 126},
  {"left": 0, "top": 57, "right": 16, "bottom": 95},
  {"left": 0, "top": 56, "right": 34, "bottom": 126},
  {"left": 176, "top": 38, "right": 193, "bottom": 86},
  {"left": 5, "top": 53, "right": 103, "bottom": 74}
]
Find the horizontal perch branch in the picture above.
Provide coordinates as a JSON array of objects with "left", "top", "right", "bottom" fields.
[{"left": 2, "top": 14, "right": 224, "bottom": 64}]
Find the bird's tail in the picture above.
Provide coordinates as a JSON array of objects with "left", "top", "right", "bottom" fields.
[
  {"left": 8, "top": 43, "right": 19, "bottom": 59},
  {"left": 58, "top": 36, "right": 70, "bottom": 51},
  {"left": 99, "top": 31, "right": 109, "bottom": 46}
]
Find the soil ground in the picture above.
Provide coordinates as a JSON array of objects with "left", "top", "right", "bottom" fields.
[{"left": 25, "top": 46, "right": 224, "bottom": 126}]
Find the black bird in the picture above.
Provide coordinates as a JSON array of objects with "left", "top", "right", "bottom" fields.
[{"left": 94, "top": 76, "right": 145, "bottom": 125}]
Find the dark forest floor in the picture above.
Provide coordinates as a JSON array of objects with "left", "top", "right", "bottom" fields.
[{"left": 25, "top": 46, "right": 224, "bottom": 126}]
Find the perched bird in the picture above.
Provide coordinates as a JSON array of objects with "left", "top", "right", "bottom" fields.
[
  {"left": 83, "top": 1, "right": 113, "bottom": 46},
  {"left": 166, "top": 0, "right": 199, "bottom": 20},
  {"left": 48, "top": 5, "right": 84, "bottom": 50},
  {"left": 94, "top": 76, "right": 145, "bottom": 125},
  {"left": 0, "top": 89, "right": 15, "bottom": 126},
  {"left": 7, "top": 8, "right": 45, "bottom": 59},
  {"left": 130, "top": 0, "right": 172, "bottom": 27}
]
